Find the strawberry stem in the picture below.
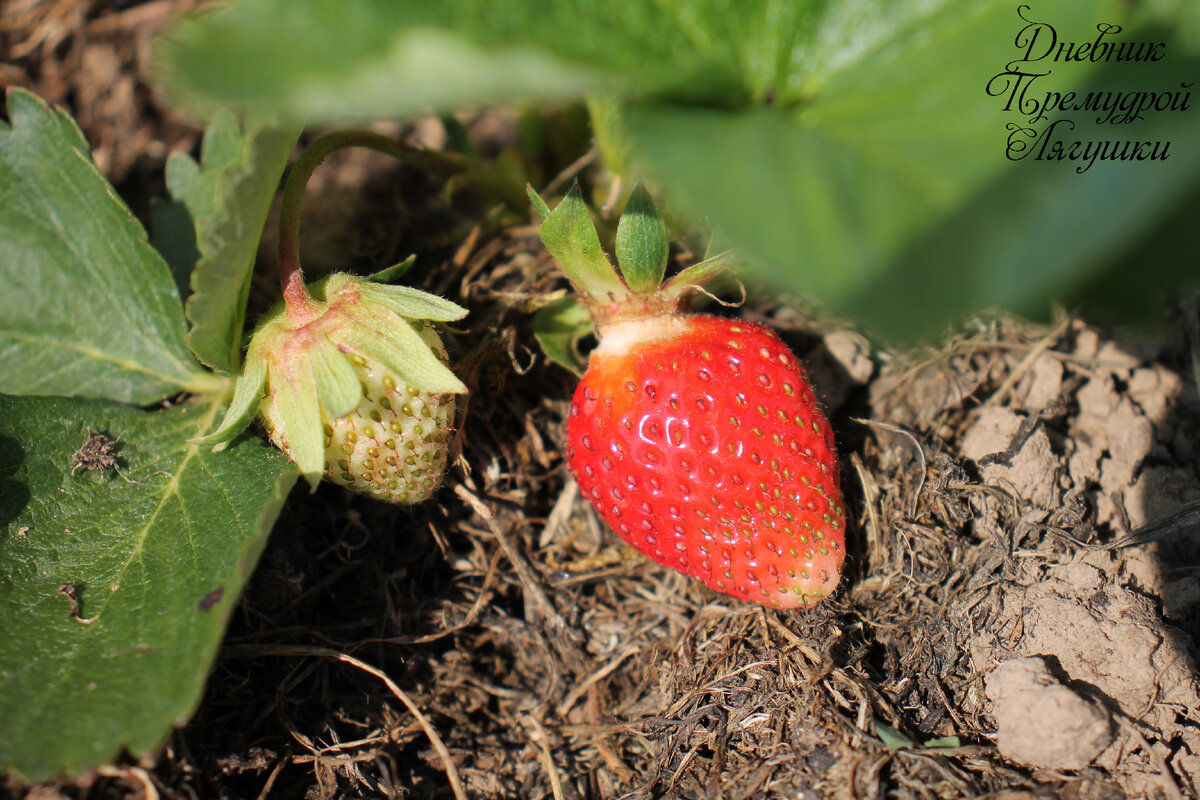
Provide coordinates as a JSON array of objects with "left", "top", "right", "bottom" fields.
[{"left": 277, "top": 129, "right": 473, "bottom": 322}]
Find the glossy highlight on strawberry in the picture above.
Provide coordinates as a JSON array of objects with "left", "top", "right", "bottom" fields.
[{"left": 565, "top": 315, "right": 844, "bottom": 607}]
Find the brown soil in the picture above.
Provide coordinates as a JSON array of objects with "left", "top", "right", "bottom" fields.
[{"left": 6, "top": 4, "right": 1200, "bottom": 799}]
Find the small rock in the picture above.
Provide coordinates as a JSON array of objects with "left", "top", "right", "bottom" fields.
[
  {"left": 985, "top": 657, "right": 1113, "bottom": 770},
  {"left": 1072, "top": 325, "right": 1100, "bottom": 362},
  {"left": 1095, "top": 341, "right": 1141, "bottom": 374},
  {"left": 1126, "top": 364, "right": 1182, "bottom": 426},
  {"left": 822, "top": 330, "right": 873, "bottom": 384},
  {"left": 806, "top": 330, "right": 873, "bottom": 410}
]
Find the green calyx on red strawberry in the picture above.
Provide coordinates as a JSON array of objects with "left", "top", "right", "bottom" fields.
[
  {"left": 529, "top": 182, "right": 845, "bottom": 608},
  {"left": 194, "top": 267, "right": 467, "bottom": 504}
]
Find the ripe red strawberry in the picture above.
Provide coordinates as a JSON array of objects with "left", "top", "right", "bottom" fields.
[{"left": 532, "top": 184, "right": 845, "bottom": 607}]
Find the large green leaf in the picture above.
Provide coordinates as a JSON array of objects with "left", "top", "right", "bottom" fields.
[
  {"left": 150, "top": 110, "right": 245, "bottom": 299},
  {"left": 155, "top": 0, "right": 677, "bottom": 121},
  {"left": 154, "top": 0, "right": 969, "bottom": 119},
  {"left": 153, "top": 0, "right": 1200, "bottom": 338},
  {"left": 0, "top": 394, "right": 297, "bottom": 781},
  {"left": 154, "top": 111, "right": 301, "bottom": 374},
  {"left": 0, "top": 89, "right": 212, "bottom": 403},
  {"left": 839, "top": 40, "right": 1200, "bottom": 334},
  {"left": 627, "top": 2, "right": 1200, "bottom": 336}
]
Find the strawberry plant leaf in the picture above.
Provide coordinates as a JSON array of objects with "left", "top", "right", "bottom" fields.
[
  {"left": 838, "top": 84, "right": 1200, "bottom": 335},
  {"left": 150, "top": 110, "right": 244, "bottom": 299},
  {"left": 922, "top": 735, "right": 962, "bottom": 749},
  {"left": 835, "top": 33, "right": 1200, "bottom": 335},
  {"left": 158, "top": 113, "right": 301, "bottom": 374},
  {"left": 153, "top": 0, "right": 1199, "bottom": 337},
  {"left": 628, "top": 0, "right": 1041, "bottom": 298},
  {"left": 527, "top": 184, "right": 552, "bottom": 222},
  {"left": 872, "top": 719, "right": 916, "bottom": 751},
  {"left": 153, "top": 0, "right": 723, "bottom": 121},
  {"left": 1065, "top": 183, "right": 1200, "bottom": 323},
  {"left": 661, "top": 250, "right": 738, "bottom": 302},
  {"left": 0, "top": 393, "right": 297, "bottom": 781},
  {"left": 625, "top": 0, "right": 1042, "bottom": 304},
  {"left": 150, "top": 199, "right": 203, "bottom": 304},
  {"left": 0, "top": 88, "right": 213, "bottom": 404},
  {"left": 532, "top": 295, "right": 593, "bottom": 375},
  {"left": 153, "top": 0, "right": 956, "bottom": 123},
  {"left": 624, "top": 1, "right": 1200, "bottom": 337}
]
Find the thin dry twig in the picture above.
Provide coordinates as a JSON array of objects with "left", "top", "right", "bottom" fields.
[
  {"left": 1105, "top": 499, "right": 1200, "bottom": 550},
  {"left": 222, "top": 644, "right": 468, "bottom": 800},
  {"left": 985, "top": 312, "right": 1071, "bottom": 408},
  {"left": 540, "top": 145, "right": 598, "bottom": 196},
  {"left": 557, "top": 645, "right": 640, "bottom": 717},
  {"left": 253, "top": 748, "right": 292, "bottom": 800},
  {"left": 334, "top": 652, "right": 470, "bottom": 800},
  {"left": 95, "top": 766, "right": 159, "bottom": 800},
  {"left": 454, "top": 482, "right": 586, "bottom": 667},
  {"left": 854, "top": 417, "right": 927, "bottom": 518},
  {"left": 523, "top": 714, "right": 568, "bottom": 800}
]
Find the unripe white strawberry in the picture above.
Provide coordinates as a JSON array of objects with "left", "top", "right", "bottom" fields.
[{"left": 196, "top": 271, "right": 467, "bottom": 504}]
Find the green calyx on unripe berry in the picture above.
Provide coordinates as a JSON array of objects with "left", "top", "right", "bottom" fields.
[
  {"left": 528, "top": 181, "right": 733, "bottom": 326},
  {"left": 194, "top": 271, "right": 467, "bottom": 498}
]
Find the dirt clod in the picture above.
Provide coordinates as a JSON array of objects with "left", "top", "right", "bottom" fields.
[
  {"left": 969, "top": 549, "right": 1200, "bottom": 797},
  {"left": 985, "top": 656, "right": 1113, "bottom": 771}
]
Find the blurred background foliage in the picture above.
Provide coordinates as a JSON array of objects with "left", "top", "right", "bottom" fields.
[{"left": 155, "top": 0, "right": 1200, "bottom": 339}]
